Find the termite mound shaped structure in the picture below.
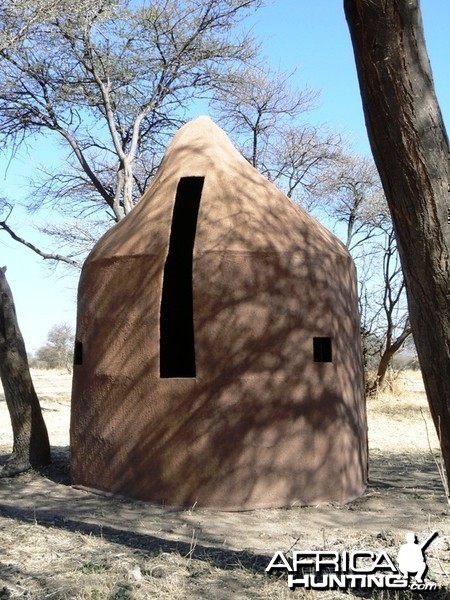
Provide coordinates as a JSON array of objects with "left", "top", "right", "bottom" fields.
[{"left": 70, "top": 116, "right": 367, "bottom": 510}]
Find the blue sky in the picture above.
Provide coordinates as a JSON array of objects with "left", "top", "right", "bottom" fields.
[{"left": 1, "top": 0, "right": 449, "bottom": 353}]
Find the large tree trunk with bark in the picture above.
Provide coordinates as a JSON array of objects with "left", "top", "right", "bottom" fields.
[
  {"left": 0, "top": 266, "right": 50, "bottom": 475},
  {"left": 344, "top": 0, "right": 450, "bottom": 485}
]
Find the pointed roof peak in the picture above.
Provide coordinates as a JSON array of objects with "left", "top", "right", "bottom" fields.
[
  {"left": 179, "top": 115, "right": 219, "bottom": 131},
  {"left": 88, "top": 115, "right": 350, "bottom": 260},
  {"left": 183, "top": 114, "right": 216, "bottom": 126},
  {"left": 165, "top": 115, "right": 237, "bottom": 156}
]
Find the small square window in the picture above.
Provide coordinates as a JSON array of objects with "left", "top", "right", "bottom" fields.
[
  {"left": 74, "top": 340, "right": 83, "bottom": 366},
  {"left": 313, "top": 337, "right": 332, "bottom": 363}
]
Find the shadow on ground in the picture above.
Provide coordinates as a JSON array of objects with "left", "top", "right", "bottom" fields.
[
  {"left": 0, "top": 444, "right": 447, "bottom": 548},
  {"left": 0, "top": 444, "right": 448, "bottom": 599}
]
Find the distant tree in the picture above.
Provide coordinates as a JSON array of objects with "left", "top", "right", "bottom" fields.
[
  {"left": 345, "top": 0, "right": 450, "bottom": 484},
  {"left": 267, "top": 123, "right": 344, "bottom": 207},
  {"left": 318, "top": 156, "right": 388, "bottom": 251},
  {"left": 210, "top": 64, "right": 343, "bottom": 207},
  {"left": 364, "top": 229, "right": 411, "bottom": 393},
  {"left": 0, "top": 266, "right": 50, "bottom": 476},
  {"left": 313, "top": 154, "right": 411, "bottom": 390},
  {"left": 211, "top": 64, "right": 317, "bottom": 169},
  {"left": 35, "top": 324, "right": 74, "bottom": 371}
]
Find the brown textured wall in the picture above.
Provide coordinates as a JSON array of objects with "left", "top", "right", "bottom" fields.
[{"left": 70, "top": 116, "right": 367, "bottom": 510}]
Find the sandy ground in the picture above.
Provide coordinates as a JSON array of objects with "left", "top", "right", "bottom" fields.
[{"left": 0, "top": 369, "right": 449, "bottom": 598}]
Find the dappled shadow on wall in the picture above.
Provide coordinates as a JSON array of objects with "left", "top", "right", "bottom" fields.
[{"left": 70, "top": 117, "right": 367, "bottom": 511}]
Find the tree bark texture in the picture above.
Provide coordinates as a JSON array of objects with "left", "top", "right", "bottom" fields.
[
  {"left": 344, "top": 0, "right": 450, "bottom": 483},
  {"left": 0, "top": 267, "right": 50, "bottom": 475}
]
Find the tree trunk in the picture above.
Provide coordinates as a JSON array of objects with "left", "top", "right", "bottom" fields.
[
  {"left": 368, "top": 326, "right": 411, "bottom": 395},
  {"left": 344, "top": 0, "right": 450, "bottom": 484},
  {"left": 0, "top": 266, "right": 50, "bottom": 475}
]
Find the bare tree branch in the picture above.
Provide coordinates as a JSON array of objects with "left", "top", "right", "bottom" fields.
[
  {"left": 0, "top": 0, "right": 263, "bottom": 230},
  {"left": 0, "top": 215, "right": 83, "bottom": 269}
]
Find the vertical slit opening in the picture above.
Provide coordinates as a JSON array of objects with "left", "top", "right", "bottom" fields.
[
  {"left": 313, "top": 337, "right": 332, "bottom": 363},
  {"left": 160, "top": 176, "right": 204, "bottom": 378}
]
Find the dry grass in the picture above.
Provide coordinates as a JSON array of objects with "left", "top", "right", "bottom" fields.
[
  {"left": 1, "top": 519, "right": 448, "bottom": 599},
  {"left": 0, "top": 369, "right": 449, "bottom": 599},
  {"left": 0, "top": 512, "right": 306, "bottom": 599},
  {"left": 367, "top": 369, "right": 426, "bottom": 417}
]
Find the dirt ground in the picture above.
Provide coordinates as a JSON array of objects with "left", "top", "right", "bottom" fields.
[{"left": 0, "top": 369, "right": 449, "bottom": 599}]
